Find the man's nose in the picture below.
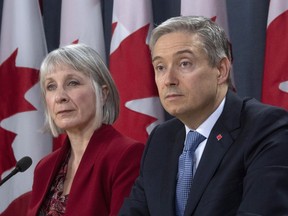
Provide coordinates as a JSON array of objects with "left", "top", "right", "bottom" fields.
[{"left": 164, "top": 66, "right": 179, "bottom": 86}]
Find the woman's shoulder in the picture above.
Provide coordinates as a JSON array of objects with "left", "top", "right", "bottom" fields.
[
  {"left": 97, "top": 124, "right": 144, "bottom": 147},
  {"left": 96, "top": 125, "right": 145, "bottom": 156},
  {"left": 35, "top": 147, "right": 64, "bottom": 171}
]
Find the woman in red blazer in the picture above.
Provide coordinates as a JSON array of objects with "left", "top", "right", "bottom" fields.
[{"left": 27, "top": 44, "right": 144, "bottom": 216}]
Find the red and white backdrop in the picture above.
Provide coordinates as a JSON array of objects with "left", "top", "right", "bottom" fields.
[
  {"left": 110, "top": 0, "right": 164, "bottom": 143},
  {"left": 262, "top": 0, "right": 288, "bottom": 110},
  {"left": 181, "top": 0, "right": 229, "bottom": 33},
  {"left": 0, "top": 0, "right": 286, "bottom": 215},
  {"left": 0, "top": 0, "right": 51, "bottom": 215},
  {"left": 60, "top": 0, "right": 106, "bottom": 58}
]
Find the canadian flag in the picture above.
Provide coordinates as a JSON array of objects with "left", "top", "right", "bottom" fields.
[
  {"left": 181, "top": 0, "right": 236, "bottom": 89},
  {"left": 0, "top": 0, "right": 52, "bottom": 215},
  {"left": 110, "top": 0, "right": 164, "bottom": 143},
  {"left": 60, "top": 0, "right": 106, "bottom": 60},
  {"left": 181, "top": 0, "right": 229, "bottom": 31},
  {"left": 262, "top": 1, "right": 288, "bottom": 109}
]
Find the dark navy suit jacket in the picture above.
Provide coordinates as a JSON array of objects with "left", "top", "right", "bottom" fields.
[{"left": 119, "top": 90, "right": 288, "bottom": 216}]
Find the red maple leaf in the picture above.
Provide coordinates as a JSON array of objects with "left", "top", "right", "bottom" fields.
[
  {"left": 0, "top": 49, "right": 39, "bottom": 178},
  {"left": 110, "top": 24, "right": 159, "bottom": 143}
]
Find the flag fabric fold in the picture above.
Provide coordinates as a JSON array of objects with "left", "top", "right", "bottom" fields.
[
  {"left": 181, "top": 0, "right": 229, "bottom": 31},
  {"left": 261, "top": 1, "right": 288, "bottom": 109},
  {"left": 60, "top": 0, "right": 106, "bottom": 61},
  {"left": 109, "top": 0, "right": 164, "bottom": 143},
  {"left": 0, "top": 0, "right": 52, "bottom": 215}
]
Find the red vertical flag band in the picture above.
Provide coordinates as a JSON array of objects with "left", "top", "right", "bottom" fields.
[
  {"left": 262, "top": 1, "right": 288, "bottom": 109},
  {"left": 110, "top": 0, "right": 164, "bottom": 143}
]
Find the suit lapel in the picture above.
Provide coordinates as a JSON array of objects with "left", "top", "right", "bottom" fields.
[
  {"left": 160, "top": 126, "right": 186, "bottom": 216},
  {"left": 185, "top": 90, "right": 243, "bottom": 215},
  {"left": 185, "top": 124, "right": 234, "bottom": 215}
]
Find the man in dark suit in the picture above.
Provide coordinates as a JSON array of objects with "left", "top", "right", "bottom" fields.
[{"left": 119, "top": 16, "right": 288, "bottom": 216}]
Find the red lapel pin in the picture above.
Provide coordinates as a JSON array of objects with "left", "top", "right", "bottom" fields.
[{"left": 216, "top": 134, "right": 222, "bottom": 141}]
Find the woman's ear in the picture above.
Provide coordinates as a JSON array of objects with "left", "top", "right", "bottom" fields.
[
  {"left": 101, "top": 85, "right": 109, "bottom": 103},
  {"left": 217, "top": 57, "right": 231, "bottom": 85}
]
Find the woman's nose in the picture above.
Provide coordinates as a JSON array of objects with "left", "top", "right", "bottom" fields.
[{"left": 55, "top": 89, "right": 69, "bottom": 104}]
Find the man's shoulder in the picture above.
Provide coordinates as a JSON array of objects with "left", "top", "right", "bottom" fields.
[
  {"left": 243, "top": 97, "right": 288, "bottom": 120},
  {"left": 155, "top": 117, "right": 183, "bottom": 131},
  {"left": 226, "top": 95, "right": 288, "bottom": 135},
  {"left": 226, "top": 90, "right": 288, "bottom": 121}
]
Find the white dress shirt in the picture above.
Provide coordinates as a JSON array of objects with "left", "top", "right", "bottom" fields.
[{"left": 184, "top": 97, "right": 225, "bottom": 174}]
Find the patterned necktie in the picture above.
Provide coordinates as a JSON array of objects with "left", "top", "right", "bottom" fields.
[{"left": 175, "top": 130, "right": 206, "bottom": 216}]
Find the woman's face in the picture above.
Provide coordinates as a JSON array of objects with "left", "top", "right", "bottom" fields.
[{"left": 44, "top": 65, "right": 97, "bottom": 133}]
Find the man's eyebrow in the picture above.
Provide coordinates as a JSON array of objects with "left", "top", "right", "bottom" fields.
[
  {"left": 152, "top": 49, "right": 195, "bottom": 63},
  {"left": 152, "top": 56, "right": 162, "bottom": 63},
  {"left": 174, "top": 49, "right": 194, "bottom": 56}
]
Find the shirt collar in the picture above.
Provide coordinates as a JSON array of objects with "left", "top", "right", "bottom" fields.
[{"left": 185, "top": 97, "right": 226, "bottom": 138}]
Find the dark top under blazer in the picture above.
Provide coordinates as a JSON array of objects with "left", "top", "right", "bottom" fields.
[{"left": 119, "top": 90, "right": 288, "bottom": 216}]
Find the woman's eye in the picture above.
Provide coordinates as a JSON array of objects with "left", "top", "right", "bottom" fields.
[
  {"left": 46, "top": 84, "right": 56, "bottom": 91},
  {"left": 68, "top": 80, "right": 80, "bottom": 86}
]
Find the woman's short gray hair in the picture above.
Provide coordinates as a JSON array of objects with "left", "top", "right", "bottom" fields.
[
  {"left": 149, "top": 16, "right": 232, "bottom": 67},
  {"left": 40, "top": 43, "right": 119, "bottom": 137}
]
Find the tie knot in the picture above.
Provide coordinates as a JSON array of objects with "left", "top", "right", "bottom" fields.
[{"left": 184, "top": 131, "right": 206, "bottom": 152}]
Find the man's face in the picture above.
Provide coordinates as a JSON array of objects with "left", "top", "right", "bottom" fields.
[{"left": 152, "top": 32, "right": 225, "bottom": 127}]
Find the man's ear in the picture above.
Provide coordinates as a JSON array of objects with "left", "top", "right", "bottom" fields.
[{"left": 217, "top": 57, "right": 231, "bottom": 84}]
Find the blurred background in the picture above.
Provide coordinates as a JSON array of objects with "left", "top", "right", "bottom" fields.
[{"left": 0, "top": 0, "right": 287, "bottom": 215}]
